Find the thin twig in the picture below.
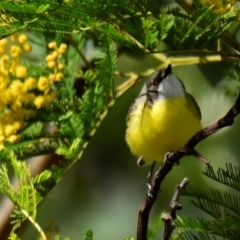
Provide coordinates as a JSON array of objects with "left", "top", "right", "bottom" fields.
[
  {"left": 161, "top": 178, "right": 189, "bottom": 240},
  {"left": 190, "top": 149, "right": 209, "bottom": 164},
  {"left": 152, "top": 50, "right": 240, "bottom": 67},
  {"left": 137, "top": 93, "right": 240, "bottom": 240},
  {"left": 21, "top": 209, "right": 47, "bottom": 240},
  {"left": 65, "top": 34, "right": 93, "bottom": 69}
]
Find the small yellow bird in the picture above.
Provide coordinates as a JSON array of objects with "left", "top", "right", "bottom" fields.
[{"left": 126, "top": 64, "right": 202, "bottom": 166}]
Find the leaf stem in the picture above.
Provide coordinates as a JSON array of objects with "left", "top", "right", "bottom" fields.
[{"left": 21, "top": 209, "right": 46, "bottom": 240}]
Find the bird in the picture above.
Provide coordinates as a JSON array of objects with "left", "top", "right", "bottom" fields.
[{"left": 125, "top": 64, "right": 202, "bottom": 167}]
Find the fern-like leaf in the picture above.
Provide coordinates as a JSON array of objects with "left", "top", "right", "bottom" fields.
[
  {"left": 8, "top": 232, "right": 21, "bottom": 240},
  {"left": 175, "top": 216, "right": 240, "bottom": 240},
  {"left": 95, "top": 36, "right": 117, "bottom": 101},
  {"left": 147, "top": 214, "right": 163, "bottom": 240},
  {"left": 0, "top": 152, "right": 53, "bottom": 234},
  {"left": 204, "top": 164, "right": 240, "bottom": 192},
  {"left": 182, "top": 184, "right": 240, "bottom": 218},
  {"left": 174, "top": 230, "right": 217, "bottom": 240}
]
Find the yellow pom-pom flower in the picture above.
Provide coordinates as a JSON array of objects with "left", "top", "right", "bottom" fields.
[
  {"left": 10, "top": 45, "right": 19, "bottom": 53},
  {"left": 18, "top": 34, "right": 27, "bottom": 44},
  {"left": 48, "top": 74, "right": 56, "bottom": 82},
  {"left": 24, "top": 77, "right": 36, "bottom": 90},
  {"left": 9, "top": 59, "right": 20, "bottom": 75},
  {"left": 48, "top": 42, "right": 57, "bottom": 49},
  {"left": 11, "top": 34, "right": 19, "bottom": 41},
  {"left": 8, "top": 135, "right": 20, "bottom": 143},
  {"left": 0, "top": 36, "right": 67, "bottom": 148},
  {"left": 0, "top": 77, "right": 9, "bottom": 90},
  {"left": 13, "top": 121, "right": 24, "bottom": 131},
  {"left": 10, "top": 45, "right": 21, "bottom": 58},
  {"left": 5, "top": 125, "right": 16, "bottom": 137},
  {"left": 0, "top": 47, "right": 5, "bottom": 55},
  {"left": 16, "top": 66, "right": 27, "bottom": 78},
  {"left": 9, "top": 80, "right": 24, "bottom": 97},
  {"left": 58, "top": 43, "right": 67, "bottom": 54},
  {"left": 0, "top": 55, "right": 9, "bottom": 66},
  {"left": 0, "top": 39, "right": 8, "bottom": 47},
  {"left": 58, "top": 63, "right": 64, "bottom": 70},
  {"left": 0, "top": 136, "right": 5, "bottom": 143},
  {"left": 38, "top": 76, "right": 50, "bottom": 93},
  {"left": 23, "top": 43, "right": 32, "bottom": 52},
  {"left": 48, "top": 61, "right": 56, "bottom": 69},
  {"left": 46, "top": 54, "right": 54, "bottom": 62},
  {"left": 34, "top": 95, "right": 45, "bottom": 108},
  {"left": 51, "top": 51, "right": 59, "bottom": 60},
  {"left": 55, "top": 73, "right": 64, "bottom": 82}
]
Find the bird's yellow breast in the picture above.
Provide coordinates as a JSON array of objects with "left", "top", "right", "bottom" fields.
[{"left": 125, "top": 97, "right": 201, "bottom": 164}]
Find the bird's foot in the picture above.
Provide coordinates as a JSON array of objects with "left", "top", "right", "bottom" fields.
[{"left": 146, "top": 161, "right": 159, "bottom": 198}]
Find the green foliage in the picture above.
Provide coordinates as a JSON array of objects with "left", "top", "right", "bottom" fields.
[
  {"left": 175, "top": 230, "right": 218, "bottom": 240},
  {"left": 45, "top": 230, "right": 90, "bottom": 240},
  {"left": 55, "top": 235, "right": 70, "bottom": 240},
  {"left": 0, "top": 152, "right": 51, "bottom": 233},
  {"left": 175, "top": 216, "right": 240, "bottom": 240},
  {"left": 0, "top": 0, "right": 239, "bottom": 52},
  {"left": 171, "top": 164, "right": 240, "bottom": 239},
  {"left": 182, "top": 184, "right": 240, "bottom": 218},
  {"left": 84, "top": 229, "right": 93, "bottom": 240},
  {"left": 204, "top": 164, "right": 240, "bottom": 192},
  {"left": 95, "top": 35, "right": 117, "bottom": 98},
  {"left": 8, "top": 232, "right": 21, "bottom": 240},
  {"left": 54, "top": 35, "right": 117, "bottom": 161},
  {"left": 219, "top": 64, "right": 240, "bottom": 96},
  {"left": 156, "top": 11, "right": 174, "bottom": 42},
  {"left": 166, "top": 2, "right": 237, "bottom": 50},
  {"left": 147, "top": 214, "right": 164, "bottom": 240}
]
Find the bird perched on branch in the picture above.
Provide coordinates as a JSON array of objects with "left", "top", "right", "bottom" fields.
[{"left": 126, "top": 64, "right": 202, "bottom": 167}]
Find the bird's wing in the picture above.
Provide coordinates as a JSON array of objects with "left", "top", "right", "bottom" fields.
[
  {"left": 126, "top": 100, "right": 138, "bottom": 123},
  {"left": 126, "top": 94, "right": 149, "bottom": 123},
  {"left": 186, "top": 93, "right": 202, "bottom": 120}
]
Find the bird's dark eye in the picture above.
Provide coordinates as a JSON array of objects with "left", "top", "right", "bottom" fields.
[{"left": 153, "top": 81, "right": 158, "bottom": 86}]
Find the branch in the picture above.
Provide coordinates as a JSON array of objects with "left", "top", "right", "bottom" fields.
[
  {"left": 161, "top": 178, "right": 189, "bottom": 240},
  {"left": 152, "top": 50, "right": 240, "bottom": 68},
  {"left": 137, "top": 93, "right": 240, "bottom": 240}
]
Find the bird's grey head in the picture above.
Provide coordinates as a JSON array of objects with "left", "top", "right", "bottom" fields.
[{"left": 139, "top": 64, "right": 186, "bottom": 102}]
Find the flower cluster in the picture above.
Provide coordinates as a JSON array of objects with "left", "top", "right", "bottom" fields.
[
  {"left": 34, "top": 41, "right": 67, "bottom": 108},
  {"left": 0, "top": 34, "right": 67, "bottom": 150},
  {"left": 201, "top": 0, "right": 235, "bottom": 12}
]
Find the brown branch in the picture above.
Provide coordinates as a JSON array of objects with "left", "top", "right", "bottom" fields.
[
  {"left": 137, "top": 93, "right": 240, "bottom": 240},
  {"left": 161, "top": 178, "right": 189, "bottom": 240}
]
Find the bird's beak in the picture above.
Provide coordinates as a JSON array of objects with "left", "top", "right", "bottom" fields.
[{"left": 165, "top": 64, "right": 172, "bottom": 77}]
